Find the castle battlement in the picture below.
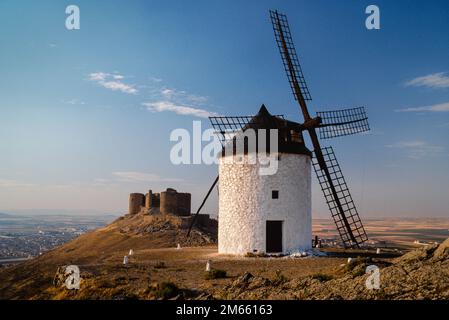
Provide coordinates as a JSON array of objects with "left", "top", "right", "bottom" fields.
[{"left": 128, "top": 188, "right": 191, "bottom": 216}]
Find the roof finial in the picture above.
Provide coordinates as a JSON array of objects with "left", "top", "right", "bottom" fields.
[{"left": 258, "top": 104, "right": 270, "bottom": 115}]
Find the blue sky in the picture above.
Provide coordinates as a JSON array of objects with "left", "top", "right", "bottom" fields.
[{"left": 0, "top": 0, "right": 448, "bottom": 217}]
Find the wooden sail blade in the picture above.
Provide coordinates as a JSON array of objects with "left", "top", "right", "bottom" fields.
[
  {"left": 312, "top": 146, "right": 368, "bottom": 247},
  {"left": 317, "top": 107, "right": 370, "bottom": 139},
  {"left": 270, "top": 10, "right": 312, "bottom": 102},
  {"left": 186, "top": 175, "right": 219, "bottom": 237}
]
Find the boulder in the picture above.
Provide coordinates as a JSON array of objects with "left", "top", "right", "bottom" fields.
[{"left": 433, "top": 238, "right": 449, "bottom": 260}]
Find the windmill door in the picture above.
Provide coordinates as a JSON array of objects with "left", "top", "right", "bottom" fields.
[{"left": 266, "top": 221, "right": 283, "bottom": 253}]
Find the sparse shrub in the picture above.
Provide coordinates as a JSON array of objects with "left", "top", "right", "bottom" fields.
[
  {"left": 205, "top": 269, "right": 227, "bottom": 280},
  {"left": 154, "top": 261, "right": 166, "bottom": 269},
  {"left": 245, "top": 252, "right": 268, "bottom": 258},
  {"left": 351, "top": 264, "right": 367, "bottom": 277},
  {"left": 273, "top": 269, "right": 288, "bottom": 285},
  {"left": 151, "top": 282, "right": 179, "bottom": 299},
  {"left": 111, "top": 292, "right": 139, "bottom": 300},
  {"left": 98, "top": 280, "right": 116, "bottom": 288},
  {"left": 344, "top": 257, "right": 370, "bottom": 272},
  {"left": 311, "top": 273, "right": 334, "bottom": 282},
  {"left": 343, "top": 256, "right": 391, "bottom": 277}
]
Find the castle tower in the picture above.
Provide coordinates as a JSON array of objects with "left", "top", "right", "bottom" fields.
[
  {"left": 128, "top": 193, "right": 145, "bottom": 215},
  {"left": 218, "top": 105, "right": 312, "bottom": 255},
  {"left": 177, "top": 193, "right": 191, "bottom": 216},
  {"left": 160, "top": 188, "right": 178, "bottom": 215},
  {"left": 145, "top": 190, "right": 153, "bottom": 209}
]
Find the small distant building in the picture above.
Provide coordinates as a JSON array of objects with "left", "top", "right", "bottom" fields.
[{"left": 128, "top": 188, "right": 191, "bottom": 216}]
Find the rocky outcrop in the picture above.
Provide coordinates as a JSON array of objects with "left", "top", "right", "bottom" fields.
[{"left": 216, "top": 239, "right": 449, "bottom": 300}]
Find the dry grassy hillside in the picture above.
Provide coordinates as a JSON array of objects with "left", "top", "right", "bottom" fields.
[
  {"left": 1, "top": 212, "right": 448, "bottom": 300},
  {"left": 54, "top": 212, "right": 217, "bottom": 264},
  {"left": 0, "top": 213, "right": 217, "bottom": 299}
]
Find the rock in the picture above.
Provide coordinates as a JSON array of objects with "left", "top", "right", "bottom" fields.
[
  {"left": 215, "top": 238, "right": 449, "bottom": 300},
  {"left": 228, "top": 272, "right": 253, "bottom": 289},
  {"left": 433, "top": 238, "right": 449, "bottom": 260},
  {"left": 396, "top": 243, "right": 438, "bottom": 263},
  {"left": 53, "top": 266, "right": 67, "bottom": 287},
  {"left": 239, "top": 272, "right": 253, "bottom": 283},
  {"left": 196, "top": 292, "right": 216, "bottom": 300}
]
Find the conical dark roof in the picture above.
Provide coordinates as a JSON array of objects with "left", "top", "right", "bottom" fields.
[
  {"left": 229, "top": 104, "right": 312, "bottom": 156},
  {"left": 243, "top": 104, "right": 305, "bottom": 131}
]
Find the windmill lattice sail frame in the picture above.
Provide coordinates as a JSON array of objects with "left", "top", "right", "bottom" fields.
[
  {"left": 209, "top": 114, "right": 285, "bottom": 146},
  {"left": 270, "top": 10, "right": 312, "bottom": 101},
  {"left": 317, "top": 107, "right": 370, "bottom": 140},
  {"left": 312, "top": 146, "right": 368, "bottom": 246}
]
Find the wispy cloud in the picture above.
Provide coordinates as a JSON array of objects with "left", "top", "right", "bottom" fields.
[
  {"left": 88, "top": 71, "right": 219, "bottom": 117},
  {"left": 159, "top": 87, "right": 208, "bottom": 104},
  {"left": 62, "top": 98, "right": 86, "bottom": 105},
  {"left": 395, "top": 102, "right": 449, "bottom": 113},
  {"left": 112, "top": 171, "right": 182, "bottom": 182},
  {"left": 88, "top": 72, "right": 138, "bottom": 95},
  {"left": 143, "top": 101, "right": 219, "bottom": 118},
  {"left": 0, "top": 179, "right": 36, "bottom": 188},
  {"left": 142, "top": 85, "right": 220, "bottom": 118},
  {"left": 405, "top": 72, "right": 449, "bottom": 89},
  {"left": 385, "top": 140, "right": 444, "bottom": 159},
  {"left": 149, "top": 76, "right": 163, "bottom": 83}
]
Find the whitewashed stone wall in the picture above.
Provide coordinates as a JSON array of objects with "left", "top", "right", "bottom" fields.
[{"left": 218, "top": 153, "right": 312, "bottom": 255}]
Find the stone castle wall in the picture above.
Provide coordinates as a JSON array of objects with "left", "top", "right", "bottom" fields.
[
  {"left": 128, "top": 193, "right": 145, "bottom": 215},
  {"left": 128, "top": 188, "right": 191, "bottom": 216}
]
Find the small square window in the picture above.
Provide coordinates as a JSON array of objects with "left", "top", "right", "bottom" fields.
[{"left": 272, "top": 190, "right": 279, "bottom": 199}]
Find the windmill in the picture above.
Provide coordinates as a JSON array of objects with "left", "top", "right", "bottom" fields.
[{"left": 188, "top": 10, "right": 370, "bottom": 249}]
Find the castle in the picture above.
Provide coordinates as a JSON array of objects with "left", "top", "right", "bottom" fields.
[{"left": 128, "top": 188, "right": 191, "bottom": 216}]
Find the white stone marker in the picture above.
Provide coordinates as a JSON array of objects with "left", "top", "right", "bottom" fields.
[
  {"left": 347, "top": 257, "right": 353, "bottom": 264},
  {"left": 123, "top": 255, "right": 129, "bottom": 265},
  {"left": 177, "top": 243, "right": 181, "bottom": 250},
  {"left": 376, "top": 248, "right": 381, "bottom": 254},
  {"left": 129, "top": 249, "right": 134, "bottom": 256},
  {"left": 205, "top": 260, "right": 211, "bottom": 272}
]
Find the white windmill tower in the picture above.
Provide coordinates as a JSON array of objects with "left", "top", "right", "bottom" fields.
[{"left": 214, "top": 105, "right": 312, "bottom": 254}]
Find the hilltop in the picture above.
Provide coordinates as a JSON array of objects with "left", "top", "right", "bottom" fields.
[{"left": 0, "top": 212, "right": 217, "bottom": 299}]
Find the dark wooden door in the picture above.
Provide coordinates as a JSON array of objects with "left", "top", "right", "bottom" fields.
[{"left": 266, "top": 221, "right": 283, "bottom": 253}]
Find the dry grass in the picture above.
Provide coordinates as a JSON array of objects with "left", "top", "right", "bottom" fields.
[
  {"left": 0, "top": 244, "right": 349, "bottom": 299},
  {"left": 2, "top": 214, "right": 432, "bottom": 300}
]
